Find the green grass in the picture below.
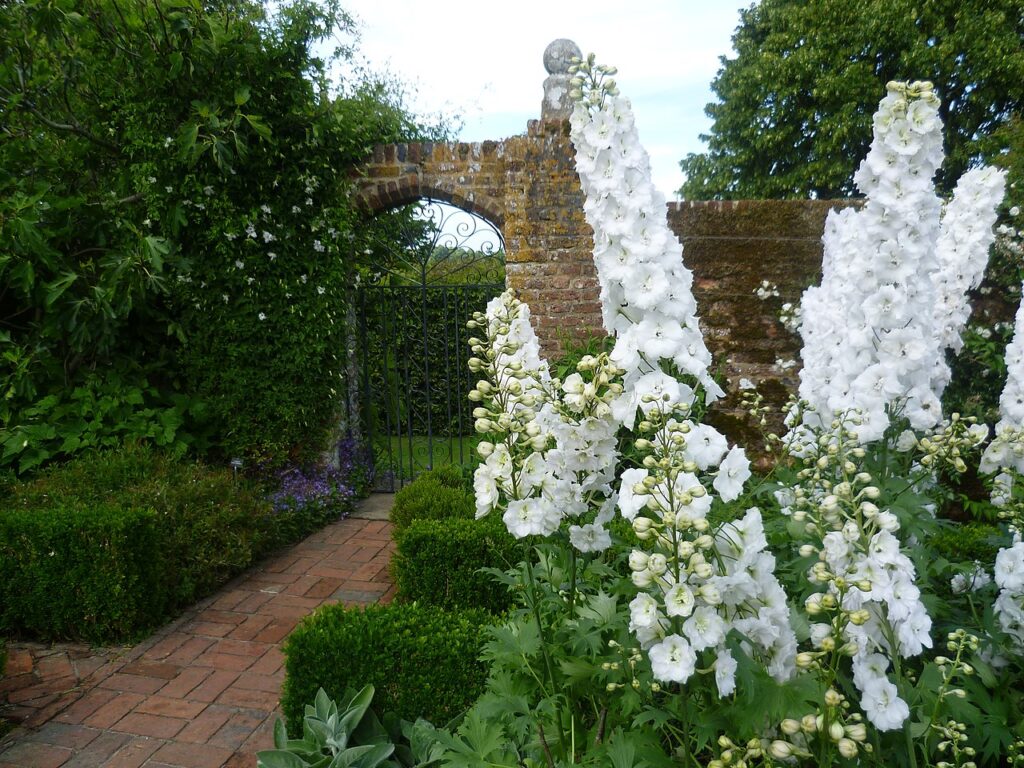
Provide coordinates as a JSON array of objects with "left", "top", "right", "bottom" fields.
[{"left": 374, "top": 434, "right": 478, "bottom": 470}]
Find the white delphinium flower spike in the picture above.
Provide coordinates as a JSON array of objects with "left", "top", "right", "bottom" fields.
[
  {"left": 796, "top": 82, "right": 1003, "bottom": 443},
  {"left": 569, "top": 65, "right": 723, "bottom": 412}
]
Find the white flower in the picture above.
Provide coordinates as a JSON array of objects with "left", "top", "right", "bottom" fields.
[
  {"left": 713, "top": 446, "right": 751, "bottom": 502},
  {"left": 684, "top": 424, "right": 728, "bottom": 470},
  {"left": 629, "top": 593, "right": 662, "bottom": 631},
  {"left": 617, "top": 468, "right": 648, "bottom": 520},
  {"left": 860, "top": 676, "right": 910, "bottom": 731},
  {"left": 648, "top": 634, "right": 697, "bottom": 683},
  {"left": 950, "top": 563, "right": 991, "bottom": 594},
  {"left": 683, "top": 605, "right": 727, "bottom": 651},
  {"left": 995, "top": 542, "right": 1024, "bottom": 592},
  {"left": 569, "top": 523, "right": 611, "bottom": 553},
  {"left": 713, "top": 647, "right": 738, "bottom": 697},
  {"left": 258, "top": 312, "right": 266, "bottom": 321},
  {"left": 317, "top": 286, "right": 325, "bottom": 295},
  {"left": 663, "top": 583, "right": 696, "bottom": 618}
]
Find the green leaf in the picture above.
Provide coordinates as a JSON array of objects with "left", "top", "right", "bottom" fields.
[
  {"left": 338, "top": 685, "right": 375, "bottom": 735},
  {"left": 178, "top": 123, "right": 199, "bottom": 159},
  {"left": 169, "top": 51, "right": 183, "bottom": 78},
  {"left": 244, "top": 114, "right": 273, "bottom": 141},
  {"left": 274, "top": 718, "right": 289, "bottom": 749},
  {"left": 256, "top": 749, "right": 307, "bottom": 768},
  {"left": 235, "top": 85, "right": 251, "bottom": 106},
  {"left": 44, "top": 272, "right": 77, "bottom": 307}
]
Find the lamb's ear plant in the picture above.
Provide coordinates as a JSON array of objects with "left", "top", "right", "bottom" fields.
[{"left": 257, "top": 686, "right": 444, "bottom": 768}]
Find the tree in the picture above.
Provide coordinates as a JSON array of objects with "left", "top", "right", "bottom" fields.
[
  {"left": 0, "top": 0, "right": 438, "bottom": 471},
  {"left": 679, "top": 0, "right": 1024, "bottom": 200}
]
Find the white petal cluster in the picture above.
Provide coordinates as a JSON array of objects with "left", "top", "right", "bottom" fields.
[
  {"left": 821, "top": 525, "right": 931, "bottom": 730},
  {"left": 623, "top": 403, "right": 795, "bottom": 689},
  {"left": 994, "top": 540, "right": 1024, "bottom": 649},
  {"left": 568, "top": 68, "right": 723, "bottom": 413},
  {"left": 785, "top": 422, "right": 930, "bottom": 732},
  {"left": 468, "top": 291, "right": 624, "bottom": 551},
  {"left": 797, "top": 82, "right": 1003, "bottom": 443},
  {"left": 933, "top": 167, "right": 1007, "bottom": 361},
  {"left": 982, "top": 283, "right": 1024, "bottom": 478}
]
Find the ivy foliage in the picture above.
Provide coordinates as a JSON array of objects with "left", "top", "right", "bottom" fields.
[
  {"left": 680, "top": 0, "right": 1024, "bottom": 201},
  {"left": 0, "top": 0, "right": 438, "bottom": 471}
]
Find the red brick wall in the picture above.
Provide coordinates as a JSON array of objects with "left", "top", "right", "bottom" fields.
[{"left": 353, "top": 132, "right": 856, "bottom": 439}]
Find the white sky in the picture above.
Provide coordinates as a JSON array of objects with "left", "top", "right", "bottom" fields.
[{"left": 330, "top": 1, "right": 752, "bottom": 200}]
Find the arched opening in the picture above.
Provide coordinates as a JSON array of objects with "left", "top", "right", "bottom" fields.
[
  {"left": 343, "top": 197, "right": 506, "bottom": 491},
  {"left": 360, "top": 198, "right": 505, "bottom": 287}
]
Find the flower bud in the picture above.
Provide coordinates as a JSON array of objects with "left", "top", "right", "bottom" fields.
[
  {"left": 801, "top": 714, "right": 818, "bottom": 732},
  {"left": 647, "top": 554, "right": 668, "bottom": 575},
  {"left": 476, "top": 441, "right": 494, "bottom": 458},
  {"left": 628, "top": 551, "right": 650, "bottom": 571},
  {"left": 631, "top": 569, "right": 654, "bottom": 588},
  {"left": 780, "top": 719, "right": 801, "bottom": 736},
  {"left": 837, "top": 738, "right": 858, "bottom": 758},
  {"left": 699, "top": 584, "right": 722, "bottom": 604},
  {"left": 829, "top": 721, "right": 845, "bottom": 742},
  {"left": 768, "top": 741, "right": 793, "bottom": 760},
  {"left": 845, "top": 723, "right": 867, "bottom": 742}
]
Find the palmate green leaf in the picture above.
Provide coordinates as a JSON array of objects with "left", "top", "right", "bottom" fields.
[
  {"left": 457, "top": 708, "right": 507, "bottom": 758},
  {"left": 604, "top": 730, "right": 641, "bottom": 768},
  {"left": 575, "top": 590, "right": 618, "bottom": 625},
  {"left": 244, "top": 113, "right": 273, "bottom": 141},
  {"left": 557, "top": 657, "right": 599, "bottom": 686},
  {"left": 483, "top": 618, "right": 540, "bottom": 663}
]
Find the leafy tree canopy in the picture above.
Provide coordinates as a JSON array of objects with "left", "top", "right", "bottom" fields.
[
  {"left": 679, "top": 0, "right": 1024, "bottom": 201},
  {"left": 0, "top": 0, "right": 441, "bottom": 471}
]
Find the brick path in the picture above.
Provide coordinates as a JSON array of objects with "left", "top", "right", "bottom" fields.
[{"left": 0, "top": 498, "right": 394, "bottom": 768}]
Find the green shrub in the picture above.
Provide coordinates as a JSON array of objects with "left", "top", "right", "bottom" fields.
[
  {"left": 392, "top": 516, "right": 521, "bottom": 613},
  {"left": 424, "top": 464, "right": 470, "bottom": 490},
  {"left": 6, "top": 446, "right": 273, "bottom": 610},
  {"left": 932, "top": 521, "right": 1002, "bottom": 564},
  {"left": 390, "top": 472, "right": 474, "bottom": 533},
  {"left": 0, "top": 503, "right": 170, "bottom": 643},
  {"left": 0, "top": 445, "right": 365, "bottom": 642},
  {"left": 281, "top": 603, "right": 491, "bottom": 733}
]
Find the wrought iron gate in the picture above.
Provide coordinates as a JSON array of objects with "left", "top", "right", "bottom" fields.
[{"left": 342, "top": 200, "right": 504, "bottom": 491}]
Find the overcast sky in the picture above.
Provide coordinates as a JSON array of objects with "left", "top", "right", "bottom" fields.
[{"left": 330, "top": 1, "right": 752, "bottom": 200}]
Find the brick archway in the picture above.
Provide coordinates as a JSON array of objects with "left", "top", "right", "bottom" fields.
[{"left": 352, "top": 141, "right": 506, "bottom": 230}]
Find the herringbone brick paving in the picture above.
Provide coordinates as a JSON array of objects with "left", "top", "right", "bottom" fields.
[{"left": 0, "top": 498, "right": 395, "bottom": 768}]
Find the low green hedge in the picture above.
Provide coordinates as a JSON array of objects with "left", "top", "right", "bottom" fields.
[
  {"left": 389, "top": 467, "right": 474, "bottom": 533},
  {"left": 0, "top": 503, "right": 171, "bottom": 642},
  {"left": 392, "top": 516, "right": 522, "bottom": 613},
  {"left": 281, "top": 602, "right": 491, "bottom": 733},
  {"left": 0, "top": 445, "right": 362, "bottom": 643}
]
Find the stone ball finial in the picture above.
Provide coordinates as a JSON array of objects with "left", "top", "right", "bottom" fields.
[
  {"left": 541, "top": 39, "right": 582, "bottom": 121},
  {"left": 543, "top": 39, "right": 582, "bottom": 75}
]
